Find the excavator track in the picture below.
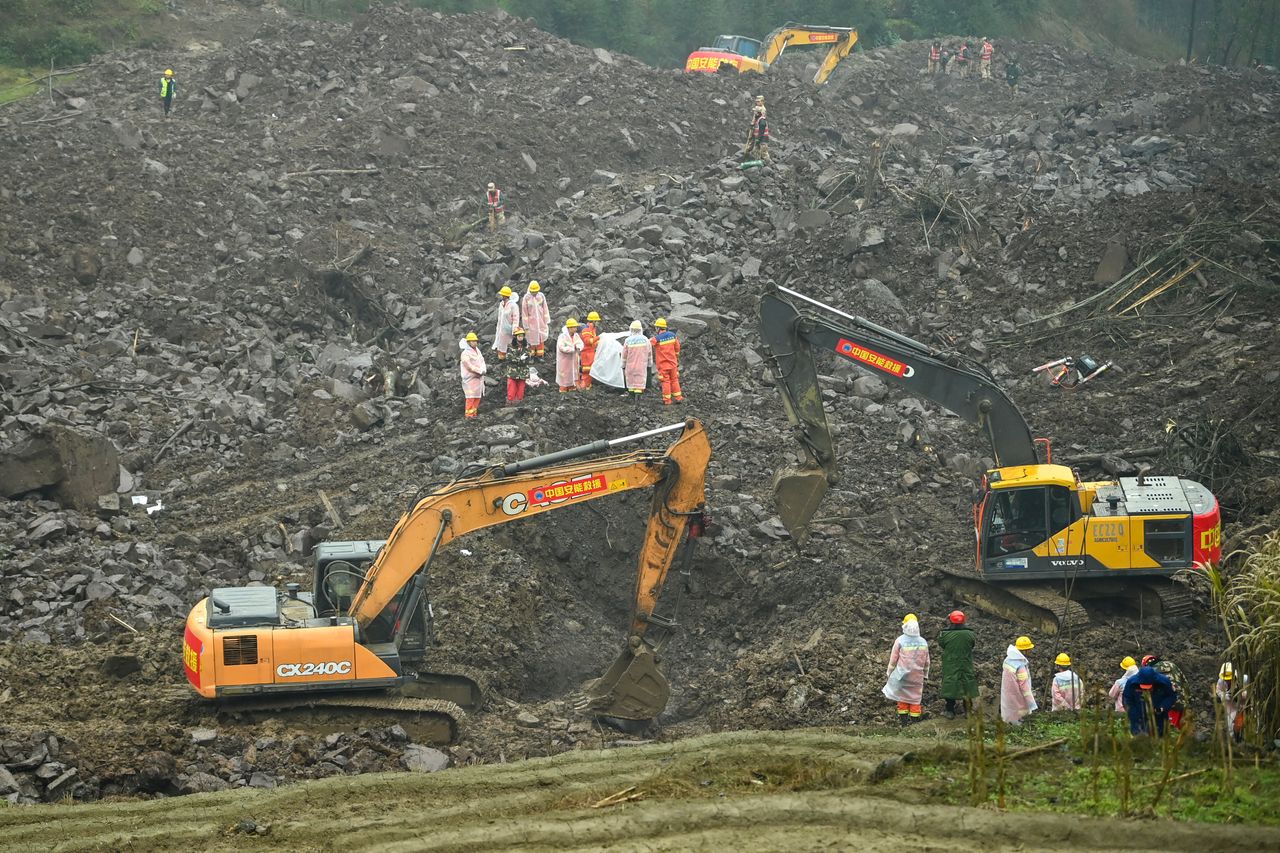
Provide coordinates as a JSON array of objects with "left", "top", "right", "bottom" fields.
[
  {"left": 938, "top": 567, "right": 1090, "bottom": 637},
  {"left": 219, "top": 695, "right": 464, "bottom": 744}
]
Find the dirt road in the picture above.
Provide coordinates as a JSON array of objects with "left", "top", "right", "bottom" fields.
[{"left": 1, "top": 730, "right": 1277, "bottom": 852}]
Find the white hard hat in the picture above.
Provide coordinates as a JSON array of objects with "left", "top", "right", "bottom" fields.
[
  {"left": 487, "top": 182, "right": 495, "bottom": 189},
  {"left": 629, "top": 320, "right": 642, "bottom": 333}
]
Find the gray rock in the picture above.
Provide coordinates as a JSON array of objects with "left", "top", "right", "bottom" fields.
[
  {"left": 247, "top": 771, "right": 276, "bottom": 789},
  {"left": 797, "top": 209, "right": 832, "bottom": 230},
  {"left": 521, "top": 151, "right": 537, "bottom": 174},
  {"left": 593, "top": 47, "right": 614, "bottom": 65},
  {"left": 1093, "top": 239, "right": 1129, "bottom": 284},
  {"left": 402, "top": 744, "right": 450, "bottom": 773},
  {"left": 0, "top": 766, "right": 17, "bottom": 795},
  {"left": 852, "top": 375, "right": 889, "bottom": 400},
  {"left": 890, "top": 122, "right": 919, "bottom": 137},
  {"left": 190, "top": 727, "right": 219, "bottom": 744},
  {"left": 71, "top": 247, "right": 102, "bottom": 285},
  {"left": 590, "top": 169, "right": 618, "bottom": 185},
  {"left": 861, "top": 226, "right": 886, "bottom": 248},
  {"left": 126, "top": 247, "right": 145, "bottom": 266},
  {"left": 351, "top": 401, "right": 383, "bottom": 431},
  {"left": 860, "top": 279, "right": 903, "bottom": 313},
  {"left": 740, "top": 256, "right": 762, "bottom": 278},
  {"left": 178, "top": 771, "right": 229, "bottom": 794},
  {"left": 901, "top": 471, "right": 922, "bottom": 490},
  {"left": 27, "top": 517, "right": 66, "bottom": 544},
  {"left": 515, "top": 710, "right": 541, "bottom": 727}
]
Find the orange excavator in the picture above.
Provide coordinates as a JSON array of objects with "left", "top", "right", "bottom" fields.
[
  {"left": 760, "top": 286, "right": 1221, "bottom": 633},
  {"left": 183, "top": 420, "right": 711, "bottom": 739},
  {"left": 684, "top": 23, "right": 858, "bottom": 85}
]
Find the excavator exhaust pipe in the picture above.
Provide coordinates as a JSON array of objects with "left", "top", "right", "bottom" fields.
[
  {"left": 773, "top": 464, "right": 829, "bottom": 541},
  {"left": 581, "top": 637, "right": 671, "bottom": 724}
]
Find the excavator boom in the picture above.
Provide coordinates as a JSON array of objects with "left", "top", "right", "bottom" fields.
[
  {"left": 759, "top": 286, "right": 1036, "bottom": 537},
  {"left": 684, "top": 23, "right": 858, "bottom": 85}
]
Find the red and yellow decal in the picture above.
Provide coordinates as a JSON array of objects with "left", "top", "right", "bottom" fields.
[
  {"left": 684, "top": 51, "right": 745, "bottom": 73},
  {"left": 183, "top": 626, "right": 203, "bottom": 688},
  {"left": 835, "top": 339, "right": 915, "bottom": 378},
  {"left": 528, "top": 474, "right": 608, "bottom": 506},
  {"left": 806, "top": 32, "right": 839, "bottom": 43}
]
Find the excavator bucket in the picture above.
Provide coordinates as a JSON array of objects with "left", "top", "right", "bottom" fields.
[
  {"left": 773, "top": 463, "right": 829, "bottom": 540},
  {"left": 581, "top": 640, "right": 670, "bottom": 721}
]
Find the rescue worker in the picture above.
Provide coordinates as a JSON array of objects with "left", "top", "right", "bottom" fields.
[
  {"left": 928, "top": 41, "right": 941, "bottom": 75},
  {"left": 1108, "top": 656, "right": 1139, "bottom": 712},
  {"left": 1000, "top": 635, "right": 1038, "bottom": 725},
  {"left": 459, "top": 332, "right": 486, "bottom": 419},
  {"left": 955, "top": 43, "right": 970, "bottom": 79},
  {"left": 746, "top": 103, "right": 771, "bottom": 163},
  {"left": 939, "top": 46, "right": 952, "bottom": 75},
  {"left": 578, "top": 311, "right": 601, "bottom": 389},
  {"left": 504, "top": 328, "right": 531, "bottom": 405},
  {"left": 555, "top": 318, "right": 584, "bottom": 393},
  {"left": 1215, "top": 662, "right": 1248, "bottom": 743},
  {"left": 493, "top": 285, "right": 521, "bottom": 361},
  {"left": 649, "top": 317, "right": 684, "bottom": 405},
  {"left": 623, "top": 320, "right": 650, "bottom": 401},
  {"left": 485, "top": 182, "right": 505, "bottom": 232},
  {"left": 1123, "top": 661, "right": 1176, "bottom": 737},
  {"left": 1005, "top": 57, "right": 1022, "bottom": 93},
  {"left": 1050, "top": 652, "right": 1084, "bottom": 711},
  {"left": 1144, "top": 654, "right": 1187, "bottom": 729},
  {"left": 522, "top": 280, "right": 551, "bottom": 357},
  {"left": 936, "top": 609, "right": 977, "bottom": 719},
  {"left": 159, "top": 68, "right": 177, "bottom": 116},
  {"left": 882, "top": 614, "right": 930, "bottom": 725},
  {"left": 980, "top": 37, "right": 995, "bottom": 80}
]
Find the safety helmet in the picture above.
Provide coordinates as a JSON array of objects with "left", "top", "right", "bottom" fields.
[
  {"left": 1220, "top": 662, "right": 1234, "bottom": 681},
  {"left": 1055, "top": 653, "right": 1072, "bottom": 667},
  {"left": 948, "top": 610, "right": 965, "bottom": 624},
  {"left": 586, "top": 311, "right": 601, "bottom": 322},
  {"left": 566, "top": 318, "right": 579, "bottom": 328},
  {"left": 1141, "top": 654, "right": 1157, "bottom": 667},
  {"left": 1015, "top": 636, "right": 1034, "bottom": 651},
  {"left": 487, "top": 182, "right": 495, "bottom": 190},
  {"left": 499, "top": 285, "right": 513, "bottom": 298},
  {"left": 654, "top": 317, "right": 668, "bottom": 329},
  {"left": 629, "top": 320, "right": 642, "bottom": 333},
  {"left": 465, "top": 332, "right": 478, "bottom": 342},
  {"left": 755, "top": 95, "right": 765, "bottom": 102},
  {"left": 528, "top": 281, "right": 540, "bottom": 293},
  {"left": 902, "top": 613, "right": 917, "bottom": 625},
  {"left": 1120, "top": 656, "right": 1137, "bottom": 670},
  {"left": 164, "top": 69, "right": 174, "bottom": 77},
  {"left": 513, "top": 327, "right": 525, "bottom": 335}
]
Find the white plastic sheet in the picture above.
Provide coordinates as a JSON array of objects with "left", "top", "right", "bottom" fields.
[{"left": 586, "top": 331, "right": 629, "bottom": 389}]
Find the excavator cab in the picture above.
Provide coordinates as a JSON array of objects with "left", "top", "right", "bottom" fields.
[{"left": 710, "top": 34, "right": 762, "bottom": 59}]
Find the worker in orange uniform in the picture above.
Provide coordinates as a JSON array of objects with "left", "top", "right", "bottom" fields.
[
  {"left": 980, "top": 38, "right": 995, "bottom": 80},
  {"left": 649, "top": 317, "right": 684, "bottom": 404},
  {"left": 578, "top": 311, "right": 601, "bottom": 389},
  {"left": 485, "top": 182, "right": 505, "bottom": 232},
  {"left": 460, "top": 332, "right": 486, "bottom": 418},
  {"left": 927, "top": 41, "right": 941, "bottom": 75}
]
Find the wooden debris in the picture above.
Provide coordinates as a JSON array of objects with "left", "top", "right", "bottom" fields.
[{"left": 319, "top": 490, "right": 345, "bottom": 529}]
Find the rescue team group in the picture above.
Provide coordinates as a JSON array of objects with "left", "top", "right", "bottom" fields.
[
  {"left": 459, "top": 279, "right": 685, "bottom": 419},
  {"left": 886, "top": 612, "right": 1250, "bottom": 740},
  {"left": 924, "top": 37, "right": 1024, "bottom": 92}
]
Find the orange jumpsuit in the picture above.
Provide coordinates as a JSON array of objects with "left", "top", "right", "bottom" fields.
[
  {"left": 578, "top": 322, "right": 599, "bottom": 388},
  {"left": 649, "top": 330, "right": 683, "bottom": 404}
]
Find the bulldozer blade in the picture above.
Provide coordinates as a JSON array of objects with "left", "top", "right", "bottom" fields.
[
  {"left": 772, "top": 464, "right": 829, "bottom": 541},
  {"left": 581, "top": 641, "right": 670, "bottom": 721}
]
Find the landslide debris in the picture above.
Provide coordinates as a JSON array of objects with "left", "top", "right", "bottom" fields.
[{"left": 1, "top": 3, "right": 1278, "bottom": 802}]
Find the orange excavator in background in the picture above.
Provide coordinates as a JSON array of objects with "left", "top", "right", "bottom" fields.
[
  {"left": 759, "top": 286, "right": 1221, "bottom": 634},
  {"left": 684, "top": 23, "right": 858, "bottom": 85},
  {"left": 183, "top": 420, "right": 711, "bottom": 740}
]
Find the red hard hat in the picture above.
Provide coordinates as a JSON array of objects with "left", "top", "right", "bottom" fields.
[
  {"left": 949, "top": 610, "right": 966, "bottom": 624},
  {"left": 1141, "top": 654, "right": 1157, "bottom": 666}
]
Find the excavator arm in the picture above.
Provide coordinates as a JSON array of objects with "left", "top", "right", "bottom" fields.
[
  {"left": 759, "top": 24, "right": 858, "bottom": 85},
  {"left": 345, "top": 420, "right": 711, "bottom": 720},
  {"left": 759, "top": 286, "right": 1037, "bottom": 537}
]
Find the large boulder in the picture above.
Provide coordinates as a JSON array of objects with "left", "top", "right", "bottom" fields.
[{"left": 0, "top": 426, "right": 120, "bottom": 509}]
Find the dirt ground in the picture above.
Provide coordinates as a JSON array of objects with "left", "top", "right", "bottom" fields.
[
  {"left": 1, "top": 0, "right": 1279, "bottom": 823},
  {"left": 2, "top": 730, "right": 1279, "bottom": 852}
]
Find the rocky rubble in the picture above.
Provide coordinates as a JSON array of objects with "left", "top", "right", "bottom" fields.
[{"left": 1, "top": 3, "right": 1278, "bottom": 801}]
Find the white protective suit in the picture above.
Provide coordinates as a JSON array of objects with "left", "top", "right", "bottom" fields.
[{"left": 1000, "top": 645, "right": 1038, "bottom": 724}]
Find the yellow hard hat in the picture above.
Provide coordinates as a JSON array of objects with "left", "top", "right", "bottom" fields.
[
  {"left": 902, "top": 613, "right": 917, "bottom": 625},
  {"left": 1120, "top": 656, "right": 1137, "bottom": 670},
  {"left": 499, "top": 286, "right": 513, "bottom": 298},
  {"left": 465, "top": 332, "right": 478, "bottom": 342},
  {"left": 1055, "top": 652, "right": 1072, "bottom": 666},
  {"left": 1015, "top": 636, "right": 1034, "bottom": 651},
  {"left": 513, "top": 327, "right": 525, "bottom": 335},
  {"left": 165, "top": 69, "right": 174, "bottom": 77},
  {"left": 566, "top": 317, "right": 579, "bottom": 328},
  {"left": 528, "top": 281, "right": 540, "bottom": 293},
  {"left": 587, "top": 311, "right": 600, "bottom": 322},
  {"left": 1220, "top": 662, "right": 1234, "bottom": 681},
  {"left": 654, "top": 317, "right": 668, "bottom": 329}
]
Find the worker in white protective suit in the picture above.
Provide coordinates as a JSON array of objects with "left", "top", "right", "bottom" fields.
[
  {"left": 1050, "top": 652, "right": 1084, "bottom": 711},
  {"left": 882, "top": 614, "right": 930, "bottom": 724},
  {"left": 1000, "top": 635, "right": 1038, "bottom": 724},
  {"left": 1108, "top": 656, "right": 1138, "bottom": 712}
]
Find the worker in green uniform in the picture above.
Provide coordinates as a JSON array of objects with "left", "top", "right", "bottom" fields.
[{"left": 936, "top": 610, "right": 978, "bottom": 718}]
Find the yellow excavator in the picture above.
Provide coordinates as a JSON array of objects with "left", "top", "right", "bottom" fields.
[
  {"left": 183, "top": 420, "right": 711, "bottom": 739},
  {"left": 684, "top": 23, "right": 858, "bottom": 85},
  {"left": 760, "top": 286, "right": 1221, "bottom": 633}
]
